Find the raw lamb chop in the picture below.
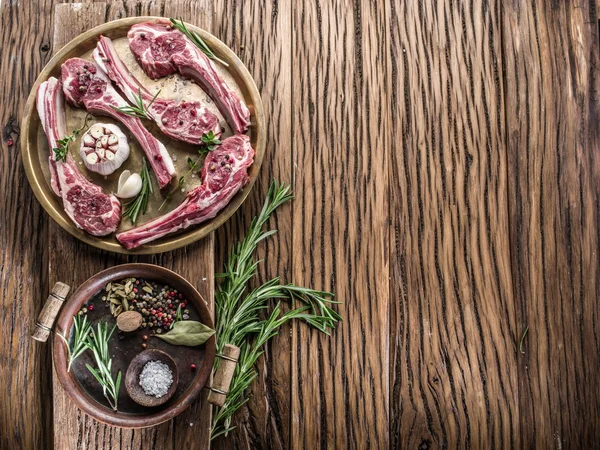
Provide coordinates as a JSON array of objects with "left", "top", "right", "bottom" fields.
[
  {"left": 61, "top": 58, "right": 175, "bottom": 189},
  {"left": 117, "top": 134, "right": 254, "bottom": 248},
  {"left": 37, "top": 77, "right": 121, "bottom": 236},
  {"left": 128, "top": 21, "right": 251, "bottom": 134},
  {"left": 93, "top": 36, "right": 221, "bottom": 144}
]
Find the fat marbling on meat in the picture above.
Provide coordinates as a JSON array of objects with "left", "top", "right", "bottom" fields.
[
  {"left": 61, "top": 58, "right": 175, "bottom": 189},
  {"left": 93, "top": 35, "right": 221, "bottom": 145},
  {"left": 117, "top": 134, "right": 254, "bottom": 249},
  {"left": 128, "top": 21, "right": 251, "bottom": 134},
  {"left": 36, "top": 77, "right": 121, "bottom": 236}
]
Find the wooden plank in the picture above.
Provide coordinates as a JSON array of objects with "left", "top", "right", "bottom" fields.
[
  {"left": 387, "top": 0, "right": 518, "bottom": 448},
  {"left": 0, "top": 1, "right": 55, "bottom": 448},
  {"left": 503, "top": 1, "right": 600, "bottom": 448},
  {"left": 290, "top": 1, "right": 390, "bottom": 448},
  {"left": 49, "top": 2, "right": 214, "bottom": 449},
  {"left": 211, "top": 0, "right": 293, "bottom": 449}
]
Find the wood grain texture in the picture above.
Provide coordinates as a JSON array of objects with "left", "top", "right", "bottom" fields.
[
  {"left": 0, "top": 1, "right": 54, "bottom": 448},
  {"left": 211, "top": 0, "right": 293, "bottom": 448},
  {"left": 4, "top": 1, "right": 600, "bottom": 449},
  {"left": 290, "top": 1, "right": 390, "bottom": 448},
  {"left": 503, "top": 1, "right": 600, "bottom": 448},
  {"left": 48, "top": 2, "right": 214, "bottom": 449},
  {"left": 387, "top": 0, "right": 518, "bottom": 448}
]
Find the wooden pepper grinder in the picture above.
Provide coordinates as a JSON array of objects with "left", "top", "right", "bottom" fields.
[
  {"left": 31, "top": 282, "right": 70, "bottom": 342},
  {"left": 207, "top": 344, "right": 241, "bottom": 407}
]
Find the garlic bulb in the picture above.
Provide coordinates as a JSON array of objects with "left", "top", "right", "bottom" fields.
[
  {"left": 116, "top": 170, "right": 142, "bottom": 199},
  {"left": 80, "top": 123, "right": 129, "bottom": 175}
]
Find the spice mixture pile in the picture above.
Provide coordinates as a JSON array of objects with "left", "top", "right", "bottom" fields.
[{"left": 86, "top": 277, "right": 192, "bottom": 335}]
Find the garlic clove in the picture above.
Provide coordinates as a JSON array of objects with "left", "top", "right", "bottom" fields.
[
  {"left": 90, "top": 124, "right": 104, "bottom": 139},
  {"left": 105, "top": 150, "right": 115, "bottom": 161},
  {"left": 96, "top": 148, "right": 105, "bottom": 158},
  {"left": 83, "top": 135, "right": 95, "bottom": 146},
  {"left": 118, "top": 170, "right": 131, "bottom": 191},
  {"left": 100, "top": 135, "right": 109, "bottom": 148},
  {"left": 86, "top": 153, "right": 99, "bottom": 164},
  {"left": 107, "top": 134, "right": 118, "bottom": 145},
  {"left": 116, "top": 172, "right": 142, "bottom": 198}
]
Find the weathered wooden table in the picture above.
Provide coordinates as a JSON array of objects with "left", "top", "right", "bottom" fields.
[{"left": 1, "top": 1, "right": 599, "bottom": 449}]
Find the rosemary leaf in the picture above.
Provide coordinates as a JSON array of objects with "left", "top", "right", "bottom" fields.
[
  {"left": 209, "top": 180, "right": 341, "bottom": 439},
  {"left": 86, "top": 322, "right": 121, "bottom": 411},
  {"left": 57, "top": 314, "right": 92, "bottom": 372},
  {"left": 123, "top": 158, "right": 153, "bottom": 224},
  {"left": 170, "top": 18, "right": 229, "bottom": 67},
  {"left": 158, "top": 132, "right": 221, "bottom": 211},
  {"left": 110, "top": 88, "right": 160, "bottom": 120},
  {"left": 52, "top": 114, "right": 93, "bottom": 162}
]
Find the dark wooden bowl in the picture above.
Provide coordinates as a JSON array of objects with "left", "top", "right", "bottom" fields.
[
  {"left": 53, "top": 264, "right": 216, "bottom": 428},
  {"left": 125, "top": 349, "right": 178, "bottom": 407}
]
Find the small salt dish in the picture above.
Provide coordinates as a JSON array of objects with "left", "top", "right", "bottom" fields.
[{"left": 125, "top": 349, "right": 179, "bottom": 407}]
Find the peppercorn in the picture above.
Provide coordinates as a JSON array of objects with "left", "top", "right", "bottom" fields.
[
  {"left": 88, "top": 304, "right": 94, "bottom": 311},
  {"left": 142, "top": 335, "right": 148, "bottom": 341},
  {"left": 190, "top": 364, "right": 197, "bottom": 370},
  {"left": 142, "top": 343, "right": 147, "bottom": 349},
  {"left": 156, "top": 329, "right": 162, "bottom": 334}
]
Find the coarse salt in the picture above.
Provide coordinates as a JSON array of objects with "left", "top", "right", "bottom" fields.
[{"left": 139, "top": 360, "right": 173, "bottom": 398}]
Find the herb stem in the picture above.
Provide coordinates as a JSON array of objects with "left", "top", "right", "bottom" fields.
[
  {"left": 158, "top": 131, "right": 221, "bottom": 211},
  {"left": 123, "top": 158, "right": 153, "bottom": 224},
  {"left": 170, "top": 18, "right": 229, "bottom": 67},
  {"left": 110, "top": 88, "right": 160, "bottom": 120},
  {"left": 210, "top": 180, "right": 341, "bottom": 439},
  {"left": 85, "top": 322, "right": 122, "bottom": 411},
  {"left": 57, "top": 314, "right": 92, "bottom": 372},
  {"left": 53, "top": 113, "right": 93, "bottom": 162}
]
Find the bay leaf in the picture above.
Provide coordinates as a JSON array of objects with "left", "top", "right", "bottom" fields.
[{"left": 155, "top": 320, "right": 215, "bottom": 347}]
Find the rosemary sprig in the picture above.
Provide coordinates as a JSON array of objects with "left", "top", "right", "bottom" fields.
[
  {"left": 210, "top": 180, "right": 341, "bottom": 439},
  {"left": 158, "top": 131, "right": 221, "bottom": 211},
  {"left": 85, "top": 322, "right": 122, "bottom": 411},
  {"left": 57, "top": 314, "right": 92, "bottom": 372},
  {"left": 53, "top": 113, "right": 93, "bottom": 162},
  {"left": 123, "top": 158, "right": 153, "bottom": 224},
  {"left": 110, "top": 88, "right": 160, "bottom": 120},
  {"left": 170, "top": 17, "right": 229, "bottom": 67}
]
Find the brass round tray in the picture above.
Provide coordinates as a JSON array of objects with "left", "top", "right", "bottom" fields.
[{"left": 21, "top": 17, "right": 265, "bottom": 254}]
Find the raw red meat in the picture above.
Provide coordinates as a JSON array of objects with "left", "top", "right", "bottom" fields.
[
  {"left": 93, "top": 36, "right": 221, "bottom": 144},
  {"left": 117, "top": 134, "right": 254, "bottom": 249},
  {"left": 61, "top": 58, "right": 175, "bottom": 189},
  {"left": 128, "top": 21, "right": 251, "bottom": 134},
  {"left": 37, "top": 77, "right": 121, "bottom": 236}
]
